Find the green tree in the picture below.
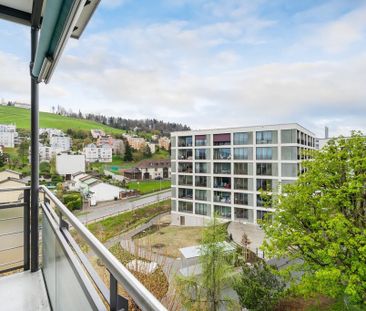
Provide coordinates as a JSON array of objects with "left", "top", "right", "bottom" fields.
[
  {"left": 123, "top": 141, "right": 133, "bottom": 161},
  {"left": 262, "top": 132, "right": 366, "bottom": 305},
  {"left": 18, "top": 140, "right": 29, "bottom": 165},
  {"left": 142, "top": 144, "right": 152, "bottom": 158},
  {"left": 175, "top": 215, "right": 237, "bottom": 310},
  {"left": 234, "top": 262, "right": 285, "bottom": 311}
]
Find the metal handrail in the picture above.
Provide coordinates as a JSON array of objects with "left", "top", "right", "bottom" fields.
[{"left": 39, "top": 185, "right": 167, "bottom": 311}]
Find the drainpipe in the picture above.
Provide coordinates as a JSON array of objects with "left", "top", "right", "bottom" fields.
[{"left": 30, "top": 25, "right": 39, "bottom": 272}]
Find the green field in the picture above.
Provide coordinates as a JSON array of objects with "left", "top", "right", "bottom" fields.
[
  {"left": 0, "top": 106, "right": 123, "bottom": 134},
  {"left": 127, "top": 180, "right": 171, "bottom": 194}
]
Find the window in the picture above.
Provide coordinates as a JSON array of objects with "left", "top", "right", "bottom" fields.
[
  {"left": 257, "top": 210, "right": 269, "bottom": 221},
  {"left": 213, "top": 133, "right": 231, "bottom": 146},
  {"left": 234, "top": 178, "right": 250, "bottom": 190},
  {"left": 195, "top": 203, "right": 209, "bottom": 215},
  {"left": 195, "top": 135, "right": 208, "bottom": 146},
  {"left": 235, "top": 208, "right": 249, "bottom": 220},
  {"left": 213, "top": 148, "right": 231, "bottom": 160},
  {"left": 256, "top": 179, "right": 272, "bottom": 191},
  {"left": 178, "top": 136, "right": 192, "bottom": 147},
  {"left": 195, "top": 163, "right": 209, "bottom": 174},
  {"left": 178, "top": 175, "right": 193, "bottom": 186},
  {"left": 178, "top": 149, "right": 193, "bottom": 160},
  {"left": 234, "top": 193, "right": 248, "bottom": 205},
  {"left": 256, "top": 131, "right": 278, "bottom": 144},
  {"left": 233, "top": 132, "right": 252, "bottom": 145},
  {"left": 213, "top": 163, "right": 231, "bottom": 174},
  {"left": 256, "top": 147, "right": 277, "bottom": 160},
  {"left": 214, "top": 191, "right": 231, "bottom": 204},
  {"left": 281, "top": 163, "right": 298, "bottom": 177},
  {"left": 234, "top": 147, "right": 253, "bottom": 160},
  {"left": 195, "top": 148, "right": 208, "bottom": 160},
  {"left": 256, "top": 163, "right": 277, "bottom": 176},
  {"left": 178, "top": 163, "right": 193, "bottom": 173},
  {"left": 281, "top": 146, "right": 297, "bottom": 160},
  {"left": 281, "top": 129, "right": 297, "bottom": 144},
  {"left": 214, "top": 177, "right": 231, "bottom": 189},
  {"left": 178, "top": 201, "right": 193, "bottom": 213},
  {"left": 196, "top": 176, "right": 208, "bottom": 187},
  {"left": 178, "top": 188, "right": 193, "bottom": 199},
  {"left": 234, "top": 163, "right": 252, "bottom": 175},
  {"left": 214, "top": 205, "right": 231, "bottom": 219},
  {"left": 196, "top": 189, "right": 208, "bottom": 201}
]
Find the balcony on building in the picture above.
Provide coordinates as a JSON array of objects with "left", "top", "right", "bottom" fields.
[
  {"left": 195, "top": 148, "right": 209, "bottom": 160},
  {"left": 213, "top": 133, "right": 231, "bottom": 146},
  {"left": 214, "top": 176, "right": 231, "bottom": 189},
  {"left": 195, "top": 176, "right": 209, "bottom": 187},
  {"left": 178, "top": 175, "right": 193, "bottom": 186},
  {"left": 213, "top": 148, "right": 231, "bottom": 160},
  {"left": 195, "top": 134, "right": 209, "bottom": 146},
  {"left": 214, "top": 191, "right": 231, "bottom": 204},
  {"left": 213, "top": 163, "right": 231, "bottom": 175},
  {"left": 178, "top": 148, "right": 193, "bottom": 160},
  {"left": 178, "top": 162, "right": 193, "bottom": 173},
  {"left": 214, "top": 205, "right": 231, "bottom": 219},
  {"left": 178, "top": 188, "right": 193, "bottom": 200},
  {"left": 178, "top": 136, "right": 193, "bottom": 147},
  {"left": 234, "top": 208, "right": 254, "bottom": 223}
]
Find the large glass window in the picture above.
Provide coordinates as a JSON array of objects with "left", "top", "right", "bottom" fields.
[
  {"left": 178, "top": 201, "right": 193, "bottom": 213},
  {"left": 281, "top": 129, "right": 297, "bottom": 144},
  {"left": 214, "top": 191, "right": 231, "bottom": 204},
  {"left": 195, "top": 135, "right": 208, "bottom": 146},
  {"left": 256, "top": 130, "right": 278, "bottom": 144},
  {"left": 281, "top": 163, "right": 298, "bottom": 177},
  {"left": 195, "top": 148, "right": 209, "bottom": 160},
  {"left": 214, "top": 205, "right": 231, "bottom": 219},
  {"left": 234, "top": 147, "right": 253, "bottom": 160},
  {"left": 214, "top": 177, "right": 231, "bottom": 189},
  {"left": 195, "top": 203, "right": 210, "bottom": 216},
  {"left": 256, "top": 179, "right": 273, "bottom": 191},
  {"left": 281, "top": 146, "right": 297, "bottom": 160},
  {"left": 196, "top": 176, "right": 209, "bottom": 187},
  {"left": 195, "top": 189, "right": 209, "bottom": 201},
  {"left": 178, "top": 136, "right": 192, "bottom": 147},
  {"left": 213, "top": 133, "right": 231, "bottom": 146},
  {"left": 214, "top": 163, "right": 231, "bottom": 174},
  {"left": 256, "top": 163, "right": 277, "bottom": 176},
  {"left": 178, "top": 149, "right": 193, "bottom": 160},
  {"left": 233, "top": 132, "right": 252, "bottom": 145},
  {"left": 234, "top": 193, "right": 248, "bottom": 205},
  {"left": 213, "top": 148, "right": 231, "bottom": 160},
  {"left": 234, "top": 208, "right": 252, "bottom": 221},
  {"left": 256, "top": 147, "right": 277, "bottom": 160},
  {"left": 178, "top": 188, "right": 193, "bottom": 199},
  {"left": 178, "top": 163, "right": 193, "bottom": 173},
  {"left": 234, "top": 163, "right": 253, "bottom": 175},
  {"left": 178, "top": 175, "right": 193, "bottom": 186},
  {"left": 195, "top": 162, "right": 209, "bottom": 174},
  {"left": 234, "top": 178, "right": 251, "bottom": 190}
]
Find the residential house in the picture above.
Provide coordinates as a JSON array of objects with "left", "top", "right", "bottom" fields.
[
  {"left": 0, "top": 170, "right": 26, "bottom": 203},
  {"left": 83, "top": 143, "right": 112, "bottom": 163},
  {"left": 123, "top": 159, "right": 170, "bottom": 180},
  {"left": 97, "top": 135, "right": 113, "bottom": 147},
  {"left": 0, "top": 169, "right": 22, "bottom": 182},
  {"left": 112, "top": 139, "right": 125, "bottom": 155},
  {"left": 50, "top": 135, "right": 71, "bottom": 151},
  {"left": 90, "top": 129, "right": 105, "bottom": 139},
  {"left": 0, "top": 123, "right": 18, "bottom": 148},
  {"left": 39, "top": 128, "right": 63, "bottom": 137},
  {"left": 124, "top": 135, "right": 146, "bottom": 150},
  {"left": 56, "top": 154, "right": 86, "bottom": 177},
  {"left": 158, "top": 136, "right": 170, "bottom": 150}
]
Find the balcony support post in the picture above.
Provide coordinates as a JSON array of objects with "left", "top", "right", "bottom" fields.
[{"left": 30, "top": 25, "right": 39, "bottom": 272}]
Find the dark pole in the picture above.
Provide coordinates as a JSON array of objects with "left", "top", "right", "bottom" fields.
[{"left": 30, "top": 25, "right": 39, "bottom": 272}]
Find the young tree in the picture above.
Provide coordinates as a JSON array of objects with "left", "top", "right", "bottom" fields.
[
  {"left": 123, "top": 141, "right": 133, "bottom": 161},
  {"left": 175, "top": 215, "right": 237, "bottom": 310},
  {"left": 142, "top": 144, "right": 152, "bottom": 158},
  {"left": 18, "top": 140, "right": 29, "bottom": 165},
  {"left": 262, "top": 132, "right": 366, "bottom": 305},
  {"left": 234, "top": 262, "right": 285, "bottom": 311}
]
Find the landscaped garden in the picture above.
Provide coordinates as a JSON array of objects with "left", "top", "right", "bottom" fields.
[{"left": 126, "top": 180, "right": 171, "bottom": 195}]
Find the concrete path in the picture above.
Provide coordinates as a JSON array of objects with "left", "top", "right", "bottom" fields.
[
  {"left": 77, "top": 189, "right": 171, "bottom": 224},
  {"left": 228, "top": 221, "right": 265, "bottom": 253}
]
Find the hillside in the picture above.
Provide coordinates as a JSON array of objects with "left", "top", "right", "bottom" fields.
[{"left": 0, "top": 105, "right": 123, "bottom": 134}]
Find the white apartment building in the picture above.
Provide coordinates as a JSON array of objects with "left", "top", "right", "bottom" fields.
[
  {"left": 0, "top": 124, "right": 18, "bottom": 148},
  {"left": 39, "top": 128, "right": 64, "bottom": 137},
  {"left": 38, "top": 144, "right": 63, "bottom": 162},
  {"left": 50, "top": 135, "right": 71, "bottom": 151},
  {"left": 83, "top": 143, "right": 112, "bottom": 163},
  {"left": 170, "top": 123, "right": 316, "bottom": 226}
]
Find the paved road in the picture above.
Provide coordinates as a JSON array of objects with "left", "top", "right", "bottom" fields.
[{"left": 77, "top": 189, "right": 171, "bottom": 224}]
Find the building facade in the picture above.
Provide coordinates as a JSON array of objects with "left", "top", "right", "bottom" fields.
[
  {"left": 50, "top": 135, "right": 71, "bottom": 151},
  {"left": 170, "top": 123, "right": 316, "bottom": 226},
  {"left": 83, "top": 143, "right": 112, "bottom": 163},
  {"left": 0, "top": 124, "right": 18, "bottom": 147},
  {"left": 158, "top": 136, "right": 170, "bottom": 150}
]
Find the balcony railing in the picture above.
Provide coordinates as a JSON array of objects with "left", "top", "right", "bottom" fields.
[{"left": 0, "top": 186, "right": 167, "bottom": 311}]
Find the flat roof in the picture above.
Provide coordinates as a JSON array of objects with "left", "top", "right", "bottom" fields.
[
  {"left": 171, "top": 122, "right": 315, "bottom": 137},
  {"left": 179, "top": 241, "right": 235, "bottom": 259}
]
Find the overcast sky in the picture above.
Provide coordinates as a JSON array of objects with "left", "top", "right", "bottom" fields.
[{"left": 1, "top": 0, "right": 366, "bottom": 137}]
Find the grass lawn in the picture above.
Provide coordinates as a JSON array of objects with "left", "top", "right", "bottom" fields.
[
  {"left": 0, "top": 105, "right": 123, "bottom": 135},
  {"left": 152, "top": 149, "right": 170, "bottom": 160},
  {"left": 136, "top": 225, "right": 204, "bottom": 258},
  {"left": 87, "top": 199, "right": 171, "bottom": 243},
  {"left": 127, "top": 180, "right": 171, "bottom": 194}
]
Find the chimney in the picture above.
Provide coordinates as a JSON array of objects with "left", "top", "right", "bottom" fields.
[{"left": 325, "top": 126, "right": 329, "bottom": 139}]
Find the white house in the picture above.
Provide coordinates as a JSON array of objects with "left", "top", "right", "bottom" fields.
[
  {"left": 50, "top": 135, "right": 71, "bottom": 151},
  {"left": 88, "top": 182, "right": 124, "bottom": 204},
  {"left": 83, "top": 143, "right": 112, "bottom": 163},
  {"left": 0, "top": 124, "right": 18, "bottom": 147},
  {"left": 56, "top": 154, "right": 86, "bottom": 176},
  {"left": 39, "top": 128, "right": 64, "bottom": 137},
  {"left": 37, "top": 144, "right": 63, "bottom": 162}
]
